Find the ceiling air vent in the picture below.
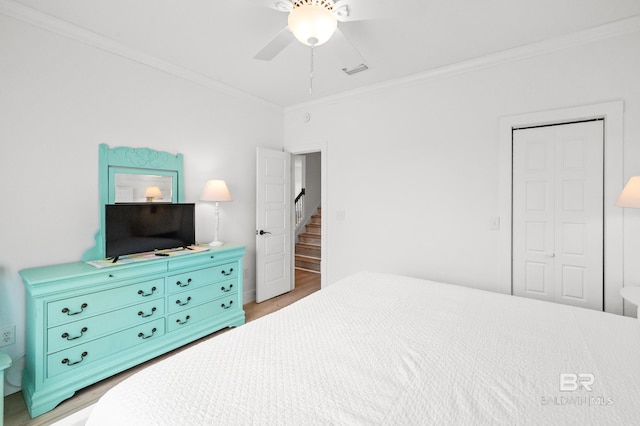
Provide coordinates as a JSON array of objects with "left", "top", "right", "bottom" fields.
[{"left": 342, "top": 64, "right": 368, "bottom": 75}]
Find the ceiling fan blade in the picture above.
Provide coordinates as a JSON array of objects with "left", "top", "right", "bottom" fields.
[
  {"left": 254, "top": 27, "right": 294, "bottom": 61},
  {"left": 248, "top": 0, "right": 292, "bottom": 13},
  {"left": 333, "top": 0, "right": 388, "bottom": 22},
  {"left": 328, "top": 27, "right": 367, "bottom": 73}
]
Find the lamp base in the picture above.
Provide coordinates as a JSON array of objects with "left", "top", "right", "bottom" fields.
[{"left": 209, "top": 240, "right": 224, "bottom": 247}]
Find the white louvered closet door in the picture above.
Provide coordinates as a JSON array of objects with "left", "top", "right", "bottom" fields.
[{"left": 512, "top": 120, "right": 604, "bottom": 311}]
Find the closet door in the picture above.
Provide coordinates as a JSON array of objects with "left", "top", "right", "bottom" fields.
[{"left": 512, "top": 121, "right": 604, "bottom": 311}]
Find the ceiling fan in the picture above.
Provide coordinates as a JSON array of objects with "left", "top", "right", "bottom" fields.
[{"left": 251, "top": 0, "right": 381, "bottom": 75}]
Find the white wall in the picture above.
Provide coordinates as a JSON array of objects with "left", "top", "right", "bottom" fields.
[
  {"left": 304, "top": 152, "right": 322, "bottom": 219},
  {"left": 0, "top": 14, "right": 283, "bottom": 394},
  {"left": 284, "top": 31, "right": 640, "bottom": 301}
]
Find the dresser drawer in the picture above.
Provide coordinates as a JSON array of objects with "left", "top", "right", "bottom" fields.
[
  {"left": 213, "top": 261, "right": 238, "bottom": 281},
  {"left": 47, "top": 298, "right": 165, "bottom": 354},
  {"left": 213, "top": 278, "right": 238, "bottom": 298},
  {"left": 168, "top": 285, "right": 218, "bottom": 314},
  {"left": 167, "top": 267, "right": 216, "bottom": 294},
  {"left": 167, "top": 252, "right": 217, "bottom": 271},
  {"left": 47, "top": 318, "right": 165, "bottom": 378},
  {"left": 167, "top": 295, "right": 238, "bottom": 332},
  {"left": 21, "top": 262, "right": 167, "bottom": 290},
  {"left": 167, "top": 262, "right": 238, "bottom": 293},
  {"left": 47, "top": 278, "right": 165, "bottom": 327}
]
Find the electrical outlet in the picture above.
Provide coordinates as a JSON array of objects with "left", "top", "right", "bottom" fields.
[{"left": 0, "top": 325, "right": 15, "bottom": 347}]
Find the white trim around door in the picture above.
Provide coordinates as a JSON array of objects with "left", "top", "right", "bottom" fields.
[{"left": 498, "top": 101, "right": 624, "bottom": 314}]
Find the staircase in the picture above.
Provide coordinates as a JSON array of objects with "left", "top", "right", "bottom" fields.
[{"left": 295, "top": 208, "right": 321, "bottom": 273}]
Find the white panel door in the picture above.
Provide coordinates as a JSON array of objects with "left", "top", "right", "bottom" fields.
[
  {"left": 512, "top": 121, "right": 603, "bottom": 310},
  {"left": 256, "top": 147, "right": 293, "bottom": 303}
]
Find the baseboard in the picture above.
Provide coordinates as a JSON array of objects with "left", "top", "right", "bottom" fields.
[{"left": 243, "top": 289, "right": 256, "bottom": 304}]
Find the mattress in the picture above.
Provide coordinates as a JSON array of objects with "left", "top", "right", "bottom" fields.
[{"left": 87, "top": 271, "right": 640, "bottom": 425}]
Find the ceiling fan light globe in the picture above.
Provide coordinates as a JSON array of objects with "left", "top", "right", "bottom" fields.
[{"left": 288, "top": 4, "right": 337, "bottom": 46}]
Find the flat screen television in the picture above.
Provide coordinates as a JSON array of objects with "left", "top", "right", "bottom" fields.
[{"left": 105, "top": 203, "right": 195, "bottom": 259}]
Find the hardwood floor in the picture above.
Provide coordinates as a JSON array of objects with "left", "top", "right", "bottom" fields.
[{"left": 4, "top": 269, "right": 320, "bottom": 426}]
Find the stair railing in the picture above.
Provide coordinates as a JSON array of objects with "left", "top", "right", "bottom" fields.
[{"left": 295, "top": 188, "right": 305, "bottom": 228}]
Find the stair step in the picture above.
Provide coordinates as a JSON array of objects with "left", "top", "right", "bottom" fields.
[
  {"left": 295, "top": 254, "right": 320, "bottom": 262},
  {"left": 295, "top": 266, "right": 321, "bottom": 274},
  {"left": 295, "top": 254, "right": 320, "bottom": 272},
  {"left": 299, "top": 232, "right": 320, "bottom": 245},
  {"left": 295, "top": 243, "right": 321, "bottom": 257},
  {"left": 296, "top": 206, "right": 321, "bottom": 274},
  {"left": 305, "top": 223, "right": 321, "bottom": 235}
]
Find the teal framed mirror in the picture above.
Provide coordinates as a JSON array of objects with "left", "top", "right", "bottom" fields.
[{"left": 82, "top": 144, "right": 184, "bottom": 260}]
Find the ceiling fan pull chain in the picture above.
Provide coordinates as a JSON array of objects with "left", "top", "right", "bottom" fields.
[{"left": 309, "top": 44, "right": 314, "bottom": 95}]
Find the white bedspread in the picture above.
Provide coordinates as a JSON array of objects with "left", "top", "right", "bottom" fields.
[{"left": 87, "top": 272, "right": 640, "bottom": 425}]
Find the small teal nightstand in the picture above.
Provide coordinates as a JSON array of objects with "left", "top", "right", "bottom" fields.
[{"left": 0, "top": 351, "right": 11, "bottom": 426}]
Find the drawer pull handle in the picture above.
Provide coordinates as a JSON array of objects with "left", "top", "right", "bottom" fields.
[
  {"left": 61, "top": 327, "right": 88, "bottom": 341},
  {"left": 138, "top": 307, "right": 157, "bottom": 318},
  {"left": 138, "top": 327, "right": 158, "bottom": 340},
  {"left": 176, "top": 278, "right": 192, "bottom": 288},
  {"left": 221, "top": 284, "right": 234, "bottom": 292},
  {"left": 62, "top": 351, "right": 88, "bottom": 366},
  {"left": 176, "top": 315, "right": 191, "bottom": 325},
  {"left": 221, "top": 301, "right": 234, "bottom": 310},
  {"left": 138, "top": 286, "right": 157, "bottom": 297},
  {"left": 221, "top": 268, "right": 234, "bottom": 276},
  {"left": 62, "top": 303, "right": 88, "bottom": 316},
  {"left": 176, "top": 297, "right": 192, "bottom": 306}
]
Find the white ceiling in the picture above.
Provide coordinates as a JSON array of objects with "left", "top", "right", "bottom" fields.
[{"left": 10, "top": 0, "right": 640, "bottom": 107}]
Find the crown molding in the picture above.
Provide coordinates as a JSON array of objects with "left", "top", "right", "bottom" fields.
[
  {"left": 0, "top": 0, "right": 281, "bottom": 111},
  {"left": 2, "top": 0, "right": 638, "bottom": 112},
  {"left": 285, "top": 14, "right": 640, "bottom": 112}
]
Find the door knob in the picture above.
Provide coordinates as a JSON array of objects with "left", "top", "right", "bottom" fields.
[
  {"left": 257, "top": 230, "right": 271, "bottom": 235},
  {"left": 545, "top": 252, "right": 555, "bottom": 257}
]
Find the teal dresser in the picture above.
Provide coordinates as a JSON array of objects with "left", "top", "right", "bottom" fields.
[{"left": 20, "top": 245, "right": 245, "bottom": 418}]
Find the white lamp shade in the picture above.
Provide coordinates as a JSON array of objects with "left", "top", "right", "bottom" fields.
[
  {"left": 616, "top": 176, "right": 640, "bottom": 208},
  {"left": 144, "top": 186, "right": 162, "bottom": 198},
  {"left": 200, "top": 179, "right": 232, "bottom": 202},
  {"left": 288, "top": 3, "right": 337, "bottom": 46}
]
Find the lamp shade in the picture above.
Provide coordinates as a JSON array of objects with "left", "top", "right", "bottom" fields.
[
  {"left": 144, "top": 186, "right": 162, "bottom": 198},
  {"left": 616, "top": 176, "right": 640, "bottom": 208},
  {"left": 288, "top": 2, "right": 337, "bottom": 46},
  {"left": 200, "top": 179, "right": 232, "bottom": 202}
]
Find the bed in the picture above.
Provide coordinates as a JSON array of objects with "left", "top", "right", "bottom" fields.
[{"left": 86, "top": 271, "right": 640, "bottom": 425}]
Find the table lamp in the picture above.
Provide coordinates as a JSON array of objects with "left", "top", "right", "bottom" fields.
[
  {"left": 616, "top": 176, "right": 640, "bottom": 317},
  {"left": 144, "top": 186, "right": 162, "bottom": 202},
  {"left": 200, "top": 179, "right": 233, "bottom": 246}
]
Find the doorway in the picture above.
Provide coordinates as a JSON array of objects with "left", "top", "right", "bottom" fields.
[
  {"left": 512, "top": 120, "right": 604, "bottom": 310},
  {"left": 293, "top": 152, "right": 322, "bottom": 275},
  {"left": 255, "top": 143, "right": 327, "bottom": 303},
  {"left": 288, "top": 142, "right": 328, "bottom": 290}
]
